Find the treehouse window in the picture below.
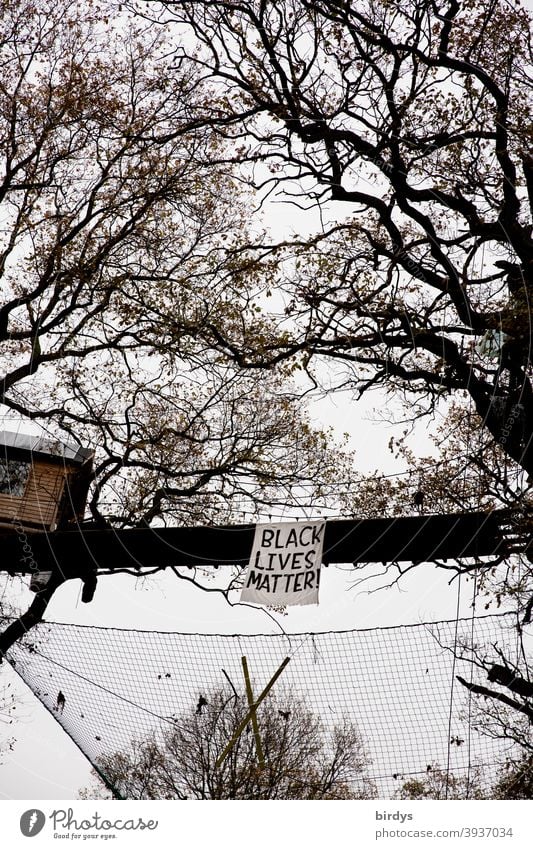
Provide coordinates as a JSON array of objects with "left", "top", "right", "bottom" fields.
[{"left": 0, "top": 458, "right": 30, "bottom": 497}]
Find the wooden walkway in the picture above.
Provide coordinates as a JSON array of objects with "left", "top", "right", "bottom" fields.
[{"left": 0, "top": 510, "right": 513, "bottom": 579}]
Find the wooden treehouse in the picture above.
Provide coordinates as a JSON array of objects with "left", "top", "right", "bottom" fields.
[{"left": 0, "top": 430, "right": 93, "bottom": 533}]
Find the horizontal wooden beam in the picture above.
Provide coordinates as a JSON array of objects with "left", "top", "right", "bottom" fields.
[{"left": 0, "top": 511, "right": 510, "bottom": 580}]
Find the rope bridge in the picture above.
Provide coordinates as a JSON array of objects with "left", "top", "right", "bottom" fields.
[{"left": 4, "top": 613, "right": 525, "bottom": 798}]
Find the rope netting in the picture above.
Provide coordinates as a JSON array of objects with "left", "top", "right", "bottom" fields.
[{"left": 3, "top": 612, "right": 526, "bottom": 798}]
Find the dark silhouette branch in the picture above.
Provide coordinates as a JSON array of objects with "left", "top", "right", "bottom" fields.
[
  {"left": 0, "top": 573, "right": 65, "bottom": 660},
  {"left": 456, "top": 675, "right": 533, "bottom": 724}
]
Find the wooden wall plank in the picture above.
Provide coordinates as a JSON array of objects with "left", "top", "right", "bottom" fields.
[{"left": 0, "top": 461, "right": 65, "bottom": 529}]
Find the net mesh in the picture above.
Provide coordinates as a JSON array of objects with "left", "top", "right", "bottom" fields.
[{"left": 4, "top": 612, "right": 526, "bottom": 798}]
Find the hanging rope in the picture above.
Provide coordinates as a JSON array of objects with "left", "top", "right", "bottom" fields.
[
  {"left": 445, "top": 572, "right": 463, "bottom": 799},
  {"left": 465, "top": 566, "right": 479, "bottom": 799}
]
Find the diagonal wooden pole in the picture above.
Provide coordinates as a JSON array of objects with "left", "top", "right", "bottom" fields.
[
  {"left": 241, "top": 656, "right": 265, "bottom": 769},
  {"left": 215, "top": 656, "right": 290, "bottom": 768}
]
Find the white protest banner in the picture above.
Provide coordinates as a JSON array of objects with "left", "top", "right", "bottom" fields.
[{"left": 240, "top": 520, "right": 325, "bottom": 606}]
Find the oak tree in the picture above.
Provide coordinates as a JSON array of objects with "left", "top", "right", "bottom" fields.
[
  {"left": 0, "top": 0, "right": 355, "bottom": 529},
  {"left": 0, "top": 0, "right": 361, "bottom": 664},
  {"left": 145, "top": 0, "right": 532, "bottom": 474}
]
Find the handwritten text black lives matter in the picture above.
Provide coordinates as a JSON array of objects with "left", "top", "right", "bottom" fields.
[{"left": 240, "top": 521, "right": 326, "bottom": 607}]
